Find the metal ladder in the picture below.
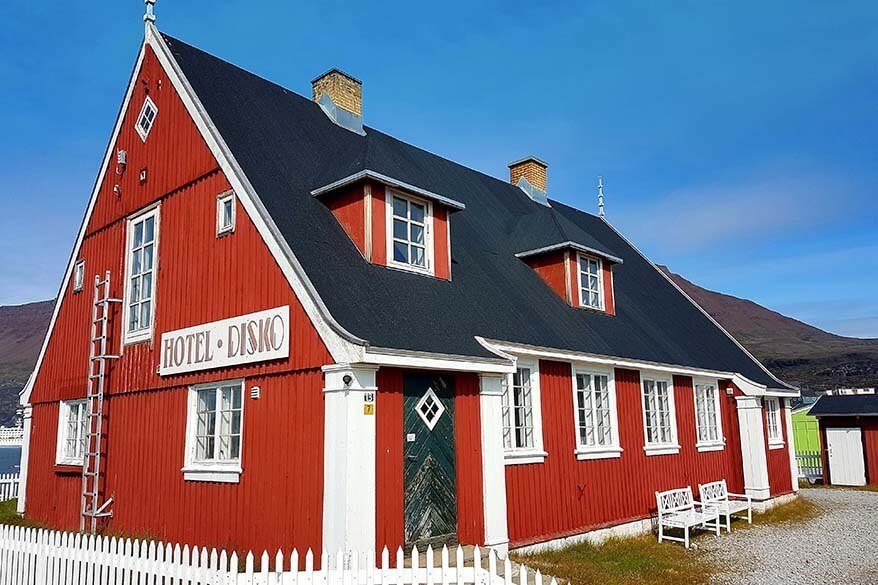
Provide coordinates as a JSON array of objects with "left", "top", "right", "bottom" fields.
[{"left": 80, "top": 270, "right": 122, "bottom": 533}]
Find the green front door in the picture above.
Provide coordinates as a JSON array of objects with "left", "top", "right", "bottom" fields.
[{"left": 403, "top": 373, "right": 458, "bottom": 546}]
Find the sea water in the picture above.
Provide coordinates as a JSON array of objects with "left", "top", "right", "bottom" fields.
[{"left": 0, "top": 447, "right": 21, "bottom": 474}]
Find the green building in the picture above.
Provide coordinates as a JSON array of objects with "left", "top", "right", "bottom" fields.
[{"left": 792, "top": 401, "right": 820, "bottom": 454}]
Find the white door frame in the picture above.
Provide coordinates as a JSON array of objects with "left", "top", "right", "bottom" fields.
[{"left": 826, "top": 427, "right": 866, "bottom": 487}]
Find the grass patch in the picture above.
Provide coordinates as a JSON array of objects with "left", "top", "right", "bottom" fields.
[
  {"left": 0, "top": 499, "right": 44, "bottom": 528},
  {"left": 512, "top": 534, "right": 715, "bottom": 585},
  {"left": 747, "top": 496, "right": 821, "bottom": 528}
]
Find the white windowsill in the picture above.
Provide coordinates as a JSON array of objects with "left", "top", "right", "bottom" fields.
[
  {"left": 182, "top": 464, "right": 242, "bottom": 483},
  {"left": 696, "top": 442, "right": 726, "bottom": 453},
  {"left": 123, "top": 329, "right": 153, "bottom": 346},
  {"left": 575, "top": 446, "right": 623, "bottom": 461},
  {"left": 643, "top": 444, "right": 681, "bottom": 456},
  {"left": 768, "top": 440, "right": 786, "bottom": 450},
  {"left": 387, "top": 260, "right": 434, "bottom": 277},
  {"left": 504, "top": 450, "right": 548, "bottom": 466},
  {"left": 55, "top": 459, "right": 84, "bottom": 467}
]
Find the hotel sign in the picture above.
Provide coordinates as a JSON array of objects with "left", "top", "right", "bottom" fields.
[{"left": 158, "top": 306, "right": 290, "bottom": 376}]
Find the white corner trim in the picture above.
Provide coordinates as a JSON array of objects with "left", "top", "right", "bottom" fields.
[
  {"left": 504, "top": 450, "right": 548, "bottom": 465},
  {"left": 575, "top": 447, "right": 623, "bottom": 460}
]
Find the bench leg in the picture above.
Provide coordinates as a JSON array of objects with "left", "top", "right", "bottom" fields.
[
  {"left": 726, "top": 512, "right": 731, "bottom": 533},
  {"left": 658, "top": 522, "right": 663, "bottom": 543},
  {"left": 684, "top": 526, "right": 690, "bottom": 549},
  {"left": 715, "top": 516, "right": 720, "bottom": 536},
  {"left": 748, "top": 507, "right": 752, "bottom": 524}
]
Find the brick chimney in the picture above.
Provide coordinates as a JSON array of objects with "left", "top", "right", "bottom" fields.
[
  {"left": 508, "top": 157, "right": 548, "bottom": 193},
  {"left": 312, "top": 69, "right": 362, "bottom": 117}
]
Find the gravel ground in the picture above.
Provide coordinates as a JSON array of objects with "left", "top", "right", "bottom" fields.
[{"left": 701, "top": 488, "right": 878, "bottom": 585}]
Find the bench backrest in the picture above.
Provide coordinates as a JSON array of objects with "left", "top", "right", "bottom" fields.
[
  {"left": 699, "top": 480, "right": 729, "bottom": 503},
  {"left": 656, "top": 487, "right": 694, "bottom": 514}
]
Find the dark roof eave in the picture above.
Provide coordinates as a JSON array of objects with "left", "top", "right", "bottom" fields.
[
  {"left": 515, "top": 241, "right": 624, "bottom": 265},
  {"left": 311, "top": 169, "right": 466, "bottom": 211}
]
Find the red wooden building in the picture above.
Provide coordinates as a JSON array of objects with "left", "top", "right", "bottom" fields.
[{"left": 18, "top": 16, "right": 799, "bottom": 556}]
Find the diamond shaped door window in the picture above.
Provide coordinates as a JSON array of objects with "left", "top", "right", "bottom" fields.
[{"left": 415, "top": 387, "right": 445, "bottom": 431}]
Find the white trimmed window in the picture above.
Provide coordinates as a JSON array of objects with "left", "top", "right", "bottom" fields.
[
  {"left": 501, "top": 362, "right": 546, "bottom": 464},
  {"left": 765, "top": 397, "right": 783, "bottom": 447},
  {"left": 641, "top": 375, "right": 680, "bottom": 455},
  {"left": 387, "top": 191, "right": 433, "bottom": 274},
  {"left": 573, "top": 367, "right": 621, "bottom": 460},
  {"left": 123, "top": 207, "right": 159, "bottom": 344},
  {"left": 135, "top": 96, "right": 158, "bottom": 141},
  {"left": 578, "top": 254, "right": 604, "bottom": 310},
  {"left": 72, "top": 259, "right": 86, "bottom": 293},
  {"left": 216, "top": 191, "right": 236, "bottom": 236},
  {"left": 183, "top": 380, "right": 244, "bottom": 482},
  {"left": 694, "top": 380, "right": 724, "bottom": 451},
  {"left": 56, "top": 399, "right": 88, "bottom": 465}
]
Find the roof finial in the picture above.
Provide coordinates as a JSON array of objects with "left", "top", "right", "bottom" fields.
[
  {"left": 597, "top": 175, "right": 606, "bottom": 217},
  {"left": 144, "top": 0, "right": 157, "bottom": 27}
]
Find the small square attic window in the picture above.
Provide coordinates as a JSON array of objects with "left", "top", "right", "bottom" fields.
[
  {"left": 216, "top": 191, "right": 236, "bottom": 236},
  {"left": 136, "top": 96, "right": 158, "bottom": 141},
  {"left": 72, "top": 259, "right": 85, "bottom": 293}
]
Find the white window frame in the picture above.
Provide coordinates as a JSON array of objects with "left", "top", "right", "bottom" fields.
[
  {"left": 501, "top": 361, "right": 547, "bottom": 465},
  {"left": 764, "top": 397, "right": 784, "bottom": 449},
  {"left": 386, "top": 190, "right": 434, "bottom": 276},
  {"left": 135, "top": 96, "right": 158, "bottom": 142},
  {"left": 72, "top": 259, "right": 86, "bottom": 293},
  {"left": 122, "top": 205, "right": 160, "bottom": 345},
  {"left": 577, "top": 253, "right": 605, "bottom": 311},
  {"left": 571, "top": 365, "right": 622, "bottom": 460},
  {"left": 693, "top": 378, "right": 725, "bottom": 452},
  {"left": 55, "top": 399, "right": 88, "bottom": 466},
  {"left": 640, "top": 372, "right": 681, "bottom": 456},
  {"left": 216, "top": 190, "right": 236, "bottom": 236},
  {"left": 182, "top": 379, "right": 245, "bottom": 483}
]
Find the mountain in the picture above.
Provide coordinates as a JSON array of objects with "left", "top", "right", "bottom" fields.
[
  {"left": 0, "top": 300, "right": 54, "bottom": 426},
  {"left": 660, "top": 267, "right": 878, "bottom": 394}
]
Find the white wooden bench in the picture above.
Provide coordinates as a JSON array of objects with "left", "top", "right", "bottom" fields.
[
  {"left": 698, "top": 479, "right": 752, "bottom": 532},
  {"left": 656, "top": 487, "right": 721, "bottom": 548}
]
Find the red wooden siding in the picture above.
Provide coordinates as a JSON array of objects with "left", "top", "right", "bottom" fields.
[
  {"left": 370, "top": 184, "right": 388, "bottom": 266},
  {"left": 453, "top": 373, "right": 485, "bottom": 545},
  {"left": 602, "top": 263, "right": 615, "bottom": 316},
  {"left": 24, "top": 38, "right": 333, "bottom": 554},
  {"left": 819, "top": 417, "right": 878, "bottom": 486},
  {"left": 374, "top": 369, "right": 485, "bottom": 552},
  {"left": 525, "top": 251, "right": 570, "bottom": 305},
  {"left": 505, "top": 362, "right": 745, "bottom": 547},
  {"left": 433, "top": 206, "right": 451, "bottom": 281},
  {"left": 326, "top": 185, "right": 367, "bottom": 255},
  {"left": 26, "top": 369, "right": 325, "bottom": 554},
  {"left": 764, "top": 405, "right": 794, "bottom": 496}
]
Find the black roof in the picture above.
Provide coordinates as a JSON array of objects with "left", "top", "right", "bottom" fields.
[
  {"left": 163, "top": 34, "right": 786, "bottom": 389},
  {"left": 810, "top": 395, "right": 878, "bottom": 417}
]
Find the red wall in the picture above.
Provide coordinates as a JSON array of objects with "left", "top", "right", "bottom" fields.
[
  {"left": 764, "top": 404, "right": 794, "bottom": 496},
  {"left": 602, "top": 263, "right": 615, "bottom": 316},
  {"left": 374, "top": 368, "right": 484, "bottom": 553},
  {"left": 525, "top": 250, "right": 570, "bottom": 304},
  {"left": 326, "top": 185, "right": 367, "bottom": 254},
  {"left": 25, "top": 43, "right": 332, "bottom": 554},
  {"left": 819, "top": 417, "right": 878, "bottom": 486},
  {"left": 505, "top": 362, "right": 745, "bottom": 547}
]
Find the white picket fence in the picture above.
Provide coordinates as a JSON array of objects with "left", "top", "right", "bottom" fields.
[
  {"left": 0, "top": 524, "right": 553, "bottom": 585},
  {"left": 0, "top": 473, "right": 18, "bottom": 502},
  {"left": 0, "top": 428, "right": 23, "bottom": 446}
]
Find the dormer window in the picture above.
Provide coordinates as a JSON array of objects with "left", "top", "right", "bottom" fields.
[
  {"left": 388, "top": 191, "right": 432, "bottom": 274},
  {"left": 135, "top": 96, "right": 158, "bottom": 141},
  {"left": 578, "top": 254, "right": 604, "bottom": 310}
]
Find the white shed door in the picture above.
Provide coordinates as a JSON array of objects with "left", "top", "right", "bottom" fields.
[{"left": 826, "top": 427, "right": 866, "bottom": 486}]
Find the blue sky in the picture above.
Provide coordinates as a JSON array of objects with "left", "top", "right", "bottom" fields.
[{"left": 2, "top": 1, "right": 876, "bottom": 337}]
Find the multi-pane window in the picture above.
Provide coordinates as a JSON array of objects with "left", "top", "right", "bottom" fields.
[
  {"left": 694, "top": 383, "right": 721, "bottom": 444},
  {"left": 642, "top": 378, "right": 676, "bottom": 446},
  {"left": 125, "top": 208, "right": 158, "bottom": 342},
  {"left": 194, "top": 383, "right": 243, "bottom": 462},
  {"left": 135, "top": 96, "right": 158, "bottom": 141},
  {"left": 502, "top": 367, "right": 535, "bottom": 450},
  {"left": 575, "top": 372, "right": 614, "bottom": 448},
  {"left": 579, "top": 255, "right": 603, "bottom": 310},
  {"left": 765, "top": 397, "right": 782, "bottom": 443},
  {"left": 57, "top": 400, "right": 88, "bottom": 465},
  {"left": 72, "top": 259, "right": 86, "bottom": 293},
  {"left": 390, "top": 193, "right": 430, "bottom": 271},
  {"left": 217, "top": 192, "right": 235, "bottom": 236}
]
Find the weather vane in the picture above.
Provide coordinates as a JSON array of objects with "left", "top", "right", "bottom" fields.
[
  {"left": 597, "top": 176, "right": 605, "bottom": 217},
  {"left": 145, "top": 0, "right": 157, "bottom": 26}
]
